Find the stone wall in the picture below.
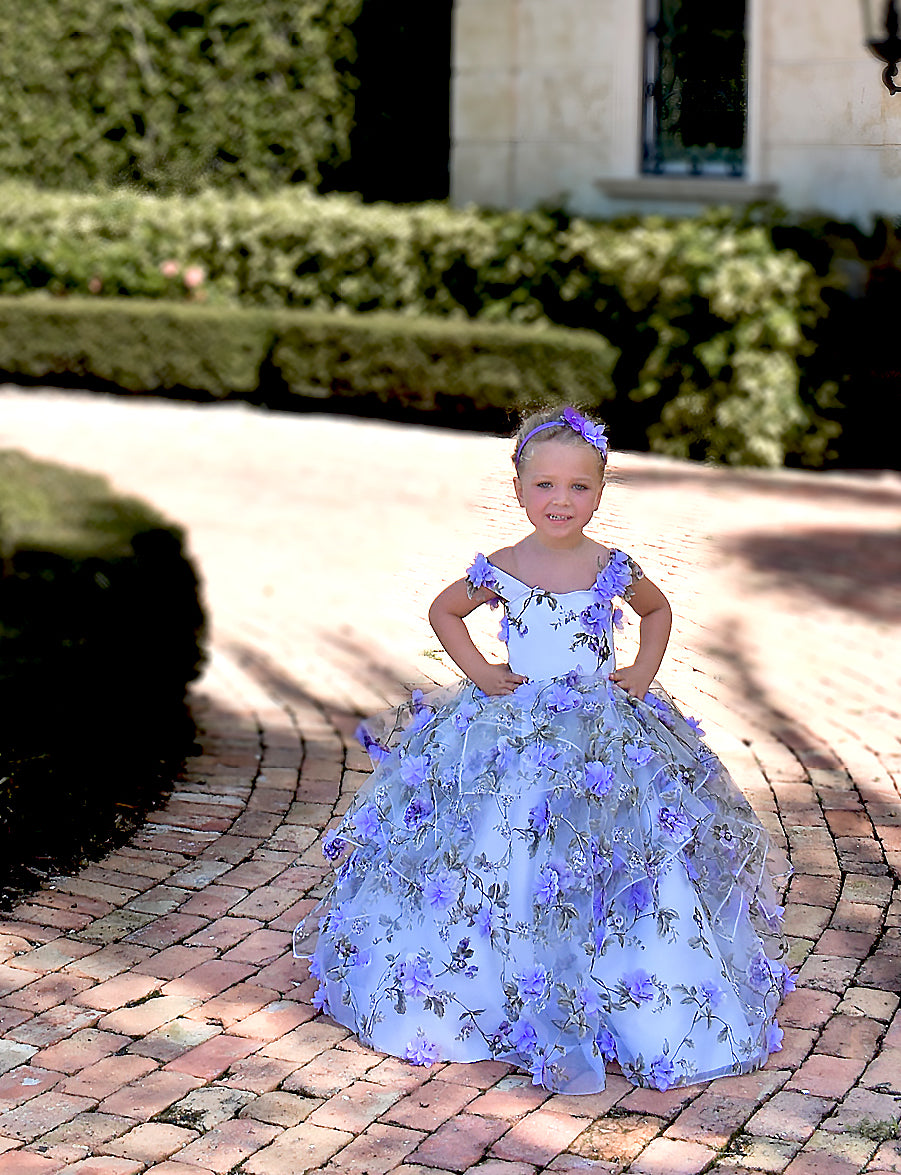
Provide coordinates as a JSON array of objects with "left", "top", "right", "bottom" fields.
[{"left": 451, "top": 0, "right": 901, "bottom": 222}]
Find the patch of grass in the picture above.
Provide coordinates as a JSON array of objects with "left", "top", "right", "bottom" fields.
[
  {"left": 857, "top": 1117, "right": 900, "bottom": 1142},
  {"left": 155, "top": 1107, "right": 208, "bottom": 1131},
  {"left": 123, "top": 990, "right": 163, "bottom": 1008},
  {"left": 0, "top": 448, "right": 170, "bottom": 559}
]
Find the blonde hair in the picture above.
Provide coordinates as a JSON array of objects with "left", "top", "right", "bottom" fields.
[{"left": 512, "top": 406, "right": 608, "bottom": 472}]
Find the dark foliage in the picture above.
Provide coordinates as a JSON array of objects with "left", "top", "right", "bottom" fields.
[{"left": 0, "top": 451, "right": 206, "bottom": 894}]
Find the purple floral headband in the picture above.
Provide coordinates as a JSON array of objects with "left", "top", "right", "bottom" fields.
[{"left": 513, "top": 407, "right": 608, "bottom": 467}]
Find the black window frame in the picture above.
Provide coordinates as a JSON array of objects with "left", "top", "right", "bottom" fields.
[{"left": 641, "top": 0, "right": 748, "bottom": 177}]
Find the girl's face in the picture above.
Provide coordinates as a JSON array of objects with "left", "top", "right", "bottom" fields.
[{"left": 513, "top": 439, "right": 604, "bottom": 545}]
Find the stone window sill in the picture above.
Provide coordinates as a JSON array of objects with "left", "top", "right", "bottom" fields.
[{"left": 596, "top": 177, "right": 778, "bottom": 203}]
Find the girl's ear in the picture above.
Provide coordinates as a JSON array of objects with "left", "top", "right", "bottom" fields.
[{"left": 513, "top": 476, "right": 524, "bottom": 507}]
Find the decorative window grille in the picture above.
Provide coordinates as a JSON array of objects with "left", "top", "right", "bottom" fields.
[{"left": 642, "top": 0, "right": 747, "bottom": 176}]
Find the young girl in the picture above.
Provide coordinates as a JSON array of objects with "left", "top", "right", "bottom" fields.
[{"left": 296, "top": 407, "right": 790, "bottom": 1094}]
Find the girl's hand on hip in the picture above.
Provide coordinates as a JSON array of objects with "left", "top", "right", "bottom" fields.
[
  {"left": 474, "top": 664, "right": 528, "bottom": 696},
  {"left": 609, "top": 664, "right": 653, "bottom": 699}
]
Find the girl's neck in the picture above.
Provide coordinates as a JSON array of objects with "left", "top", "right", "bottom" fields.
[
  {"left": 511, "top": 532, "right": 606, "bottom": 592},
  {"left": 527, "top": 530, "right": 595, "bottom": 555}
]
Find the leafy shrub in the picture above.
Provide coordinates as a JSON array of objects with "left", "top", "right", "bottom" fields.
[
  {"left": 761, "top": 211, "right": 901, "bottom": 471},
  {"left": 0, "top": 296, "right": 269, "bottom": 396},
  {"left": 557, "top": 215, "right": 839, "bottom": 467},
  {"left": 0, "top": 0, "right": 360, "bottom": 193},
  {"left": 0, "top": 451, "right": 205, "bottom": 889},
  {"left": 0, "top": 184, "right": 844, "bottom": 466}
]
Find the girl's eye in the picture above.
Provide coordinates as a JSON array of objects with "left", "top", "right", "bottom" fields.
[
  {"left": 536, "top": 481, "right": 552, "bottom": 489},
  {"left": 573, "top": 484, "right": 588, "bottom": 491}
]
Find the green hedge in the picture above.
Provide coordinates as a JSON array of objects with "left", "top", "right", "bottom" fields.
[
  {"left": 0, "top": 183, "right": 841, "bottom": 466},
  {"left": 0, "top": 296, "right": 619, "bottom": 416},
  {"left": 0, "top": 1, "right": 360, "bottom": 193},
  {"left": 0, "top": 451, "right": 205, "bottom": 890}
]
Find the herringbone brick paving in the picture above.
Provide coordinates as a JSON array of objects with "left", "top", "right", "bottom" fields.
[{"left": 1, "top": 388, "right": 900, "bottom": 1174}]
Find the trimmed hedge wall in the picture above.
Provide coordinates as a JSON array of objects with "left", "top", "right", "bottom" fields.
[
  {"left": 0, "top": 296, "right": 619, "bottom": 417},
  {"left": 0, "top": 450, "right": 205, "bottom": 891},
  {"left": 0, "top": 183, "right": 843, "bottom": 467}
]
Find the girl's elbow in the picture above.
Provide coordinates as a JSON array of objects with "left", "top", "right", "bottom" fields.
[{"left": 428, "top": 599, "right": 454, "bottom": 634}]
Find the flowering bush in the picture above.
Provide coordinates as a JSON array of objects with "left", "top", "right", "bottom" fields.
[{"left": 0, "top": 183, "right": 852, "bottom": 466}]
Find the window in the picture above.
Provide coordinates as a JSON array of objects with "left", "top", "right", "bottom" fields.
[{"left": 642, "top": 0, "right": 747, "bottom": 176}]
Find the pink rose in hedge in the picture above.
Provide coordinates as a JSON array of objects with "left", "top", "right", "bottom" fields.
[
  {"left": 183, "top": 265, "right": 205, "bottom": 289},
  {"left": 159, "top": 259, "right": 180, "bottom": 278}
]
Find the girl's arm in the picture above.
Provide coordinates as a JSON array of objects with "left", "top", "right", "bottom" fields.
[
  {"left": 609, "top": 575, "right": 672, "bottom": 699},
  {"left": 428, "top": 577, "right": 526, "bottom": 696}
]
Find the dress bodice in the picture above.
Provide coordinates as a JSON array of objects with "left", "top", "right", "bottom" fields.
[{"left": 466, "top": 549, "right": 641, "bottom": 682}]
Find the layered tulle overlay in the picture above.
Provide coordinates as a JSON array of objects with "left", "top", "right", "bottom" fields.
[{"left": 294, "top": 550, "right": 791, "bottom": 1093}]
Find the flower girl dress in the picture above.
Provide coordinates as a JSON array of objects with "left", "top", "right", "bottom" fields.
[{"left": 296, "top": 550, "right": 790, "bottom": 1093}]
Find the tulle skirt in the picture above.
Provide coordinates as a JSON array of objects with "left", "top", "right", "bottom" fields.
[{"left": 295, "top": 672, "right": 791, "bottom": 1093}]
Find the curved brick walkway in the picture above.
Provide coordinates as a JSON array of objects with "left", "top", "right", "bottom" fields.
[{"left": 0, "top": 388, "right": 900, "bottom": 1175}]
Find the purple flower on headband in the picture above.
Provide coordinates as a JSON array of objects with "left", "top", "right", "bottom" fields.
[
  {"left": 561, "top": 407, "right": 609, "bottom": 458},
  {"left": 514, "top": 408, "right": 609, "bottom": 466}
]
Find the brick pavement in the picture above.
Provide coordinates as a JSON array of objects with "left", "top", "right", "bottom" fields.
[{"left": 1, "top": 388, "right": 900, "bottom": 1174}]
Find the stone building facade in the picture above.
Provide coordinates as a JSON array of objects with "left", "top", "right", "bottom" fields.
[{"left": 451, "top": 0, "right": 901, "bottom": 221}]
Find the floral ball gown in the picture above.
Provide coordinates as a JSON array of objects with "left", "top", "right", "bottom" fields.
[{"left": 296, "top": 550, "right": 791, "bottom": 1094}]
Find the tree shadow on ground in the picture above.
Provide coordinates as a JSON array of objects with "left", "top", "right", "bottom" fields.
[
  {"left": 0, "top": 684, "right": 299, "bottom": 919},
  {"left": 320, "top": 629, "right": 447, "bottom": 696},
  {"left": 722, "top": 527, "right": 901, "bottom": 623},
  {"left": 700, "top": 614, "right": 848, "bottom": 775},
  {"left": 610, "top": 462, "right": 901, "bottom": 510},
  {"left": 222, "top": 635, "right": 430, "bottom": 743},
  {"left": 223, "top": 641, "right": 363, "bottom": 736}
]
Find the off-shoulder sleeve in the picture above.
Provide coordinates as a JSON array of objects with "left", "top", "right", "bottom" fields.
[
  {"left": 594, "top": 548, "right": 643, "bottom": 603},
  {"left": 465, "top": 553, "right": 500, "bottom": 599},
  {"left": 621, "top": 553, "right": 643, "bottom": 602}
]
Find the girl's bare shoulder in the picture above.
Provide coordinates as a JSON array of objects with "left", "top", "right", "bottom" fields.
[
  {"left": 586, "top": 537, "right": 612, "bottom": 562},
  {"left": 485, "top": 544, "right": 520, "bottom": 577}
]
